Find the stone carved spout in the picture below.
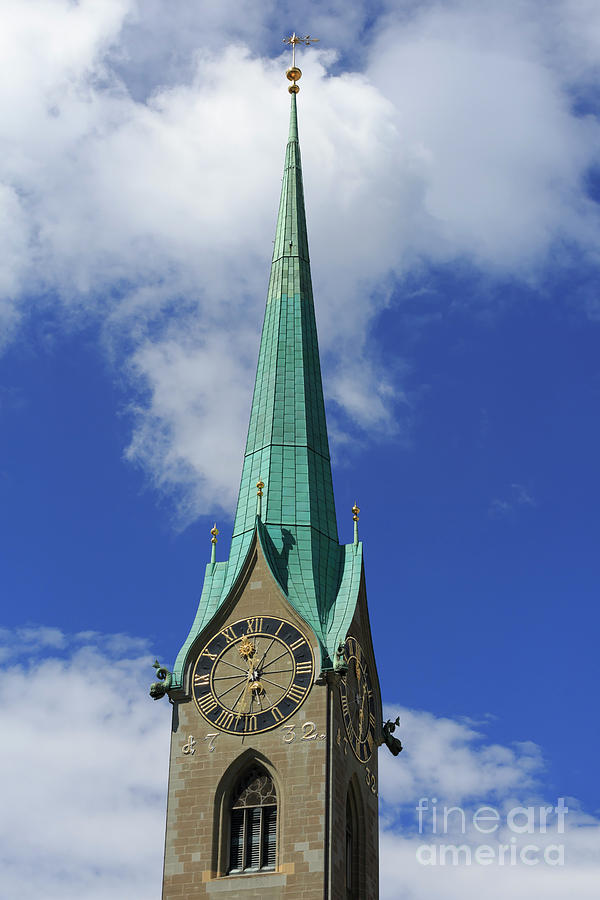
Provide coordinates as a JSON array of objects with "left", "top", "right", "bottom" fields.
[
  {"left": 150, "top": 659, "right": 172, "bottom": 700},
  {"left": 382, "top": 716, "right": 403, "bottom": 756}
]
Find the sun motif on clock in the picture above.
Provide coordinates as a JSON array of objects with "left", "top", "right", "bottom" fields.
[
  {"left": 339, "top": 635, "right": 376, "bottom": 762},
  {"left": 191, "top": 616, "right": 314, "bottom": 734}
]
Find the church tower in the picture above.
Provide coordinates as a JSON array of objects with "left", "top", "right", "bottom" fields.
[{"left": 151, "top": 41, "right": 401, "bottom": 899}]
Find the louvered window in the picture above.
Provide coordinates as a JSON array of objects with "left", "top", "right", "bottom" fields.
[
  {"left": 228, "top": 766, "right": 277, "bottom": 874},
  {"left": 229, "top": 809, "right": 244, "bottom": 872},
  {"left": 262, "top": 805, "right": 277, "bottom": 868}
]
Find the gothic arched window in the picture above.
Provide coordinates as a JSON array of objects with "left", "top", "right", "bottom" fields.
[{"left": 228, "top": 766, "right": 277, "bottom": 874}]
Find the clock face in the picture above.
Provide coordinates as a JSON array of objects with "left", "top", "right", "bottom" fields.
[
  {"left": 340, "top": 635, "right": 376, "bottom": 762},
  {"left": 191, "top": 616, "right": 314, "bottom": 734}
]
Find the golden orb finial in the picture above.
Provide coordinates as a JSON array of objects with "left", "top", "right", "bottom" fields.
[
  {"left": 283, "top": 33, "right": 319, "bottom": 92},
  {"left": 256, "top": 479, "right": 265, "bottom": 517},
  {"left": 352, "top": 503, "right": 360, "bottom": 547},
  {"left": 209, "top": 523, "right": 219, "bottom": 564}
]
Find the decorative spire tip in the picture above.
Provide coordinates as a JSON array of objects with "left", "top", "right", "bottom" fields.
[
  {"left": 210, "top": 523, "right": 218, "bottom": 565},
  {"left": 283, "top": 32, "right": 319, "bottom": 93},
  {"left": 352, "top": 503, "right": 360, "bottom": 546},
  {"left": 256, "top": 480, "right": 265, "bottom": 518}
]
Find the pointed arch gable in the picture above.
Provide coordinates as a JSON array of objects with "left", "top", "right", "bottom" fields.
[{"left": 174, "top": 522, "right": 325, "bottom": 697}]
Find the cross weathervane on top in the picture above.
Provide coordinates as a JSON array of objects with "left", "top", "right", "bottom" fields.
[
  {"left": 282, "top": 33, "right": 319, "bottom": 93},
  {"left": 283, "top": 32, "right": 319, "bottom": 67}
]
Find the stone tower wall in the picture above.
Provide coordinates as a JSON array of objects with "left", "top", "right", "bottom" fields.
[{"left": 162, "top": 542, "right": 379, "bottom": 899}]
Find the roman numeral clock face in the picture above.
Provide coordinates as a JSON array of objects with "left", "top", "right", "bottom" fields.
[
  {"left": 191, "top": 616, "right": 314, "bottom": 734},
  {"left": 340, "top": 635, "right": 376, "bottom": 762}
]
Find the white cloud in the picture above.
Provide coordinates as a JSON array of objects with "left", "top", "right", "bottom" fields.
[
  {"left": 367, "top": 2, "right": 600, "bottom": 272},
  {"left": 2, "top": 0, "right": 599, "bottom": 520},
  {"left": 0, "top": 629, "right": 598, "bottom": 899},
  {"left": 379, "top": 704, "right": 600, "bottom": 899},
  {"left": 379, "top": 707, "right": 543, "bottom": 805},
  {"left": 0, "top": 626, "right": 169, "bottom": 900},
  {"left": 125, "top": 317, "right": 257, "bottom": 516}
]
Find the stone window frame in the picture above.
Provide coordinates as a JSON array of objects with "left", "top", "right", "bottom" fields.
[{"left": 212, "top": 750, "right": 282, "bottom": 878}]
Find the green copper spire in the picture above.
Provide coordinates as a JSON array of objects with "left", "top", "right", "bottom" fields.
[
  {"left": 232, "top": 92, "right": 338, "bottom": 543},
  {"left": 172, "top": 90, "right": 364, "bottom": 684},
  {"left": 225, "top": 91, "right": 340, "bottom": 629}
]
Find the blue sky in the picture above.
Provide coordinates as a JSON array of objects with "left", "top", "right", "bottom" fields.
[{"left": 1, "top": 1, "right": 599, "bottom": 897}]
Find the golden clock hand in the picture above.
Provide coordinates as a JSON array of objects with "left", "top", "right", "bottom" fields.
[
  {"left": 238, "top": 659, "right": 256, "bottom": 716},
  {"left": 232, "top": 683, "right": 249, "bottom": 711},
  {"left": 358, "top": 691, "right": 366, "bottom": 725},
  {"left": 358, "top": 681, "right": 369, "bottom": 734},
  {"left": 240, "top": 682, "right": 252, "bottom": 715},
  {"left": 359, "top": 683, "right": 366, "bottom": 711}
]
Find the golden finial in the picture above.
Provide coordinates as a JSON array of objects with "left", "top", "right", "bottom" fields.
[
  {"left": 283, "top": 33, "right": 319, "bottom": 93},
  {"left": 256, "top": 479, "right": 265, "bottom": 518},
  {"left": 352, "top": 503, "right": 360, "bottom": 547},
  {"left": 210, "top": 523, "right": 218, "bottom": 565}
]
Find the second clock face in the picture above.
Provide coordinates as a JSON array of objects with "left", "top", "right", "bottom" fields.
[
  {"left": 191, "top": 616, "right": 314, "bottom": 734},
  {"left": 340, "top": 635, "right": 376, "bottom": 762}
]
